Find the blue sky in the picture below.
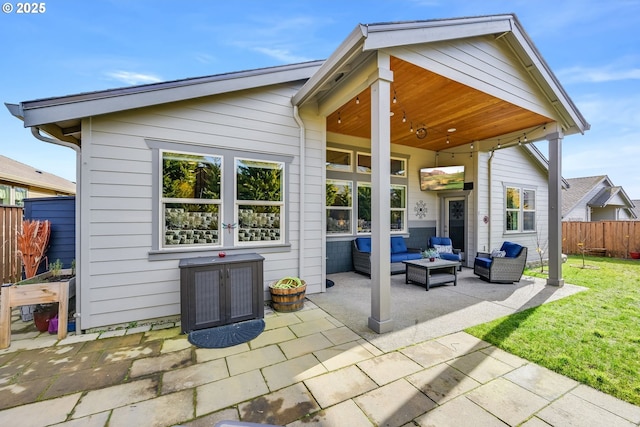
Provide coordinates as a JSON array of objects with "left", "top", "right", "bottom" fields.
[{"left": 2, "top": 0, "right": 640, "bottom": 197}]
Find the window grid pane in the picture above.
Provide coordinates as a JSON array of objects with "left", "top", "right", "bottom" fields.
[
  {"left": 164, "top": 203, "right": 220, "bottom": 246},
  {"left": 163, "top": 152, "right": 221, "bottom": 200},
  {"left": 326, "top": 149, "right": 352, "bottom": 172}
]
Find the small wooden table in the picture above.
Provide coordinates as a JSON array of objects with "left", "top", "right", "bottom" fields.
[{"left": 403, "top": 258, "right": 460, "bottom": 291}]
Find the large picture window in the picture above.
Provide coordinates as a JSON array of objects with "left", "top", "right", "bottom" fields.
[
  {"left": 162, "top": 152, "right": 222, "bottom": 247},
  {"left": 236, "top": 159, "right": 284, "bottom": 244},
  {"left": 505, "top": 186, "right": 536, "bottom": 232}
]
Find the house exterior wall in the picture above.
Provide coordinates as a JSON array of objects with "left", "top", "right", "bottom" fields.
[
  {"left": 78, "top": 82, "right": 324, "bottom": 330},
  {"left": 475, "top": 146, "right": 549, "bottom": 262}
]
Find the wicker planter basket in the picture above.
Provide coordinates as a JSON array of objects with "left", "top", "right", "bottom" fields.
[{"left": 269, "top": 278, "right": 306, "bottom": 312}]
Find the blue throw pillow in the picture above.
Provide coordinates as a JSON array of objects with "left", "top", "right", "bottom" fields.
[
  {"left": 501, "top": 242, "right": 522, "bottom": 258},
  {"left": 390, "top": 236, "right": 407, "bottom": 253},
  {"left": 356, "top": 238, "right": 371, "bottom": 253}
]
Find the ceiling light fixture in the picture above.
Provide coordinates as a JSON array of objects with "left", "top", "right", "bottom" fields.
[
  {"left": 356, "top": 96, "right": 360, "bottom": 105},
  {"left": 337, "top": 112, "right": 341, "bottom": 124},
  {"left": 447, "top": 128, "right": 457, "bottom": 133}
]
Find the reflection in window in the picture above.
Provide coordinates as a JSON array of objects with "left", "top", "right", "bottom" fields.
[
  {"left": 0, "top": 185, "right": 10, "bottom": 205},
  {"left": 356, "top": 183, "right": 407, "bottom": 233},
  {"left": 162, "top": 152, "right": 222, "bottom": 247},
  {"left": 13, "top": 187, "right": 27, "bottom": 207},
  {"left": 505, "top": 186, "right": 535, "bottom": 232},
  {"left": 326, "top": 180, "right": 352, "bottom": 234},
  {"left": 326, "top": 148, "right": 352, "bottom": 172},
  {"left": 236, "top": 159, "right": 284, "bottom": 244}
]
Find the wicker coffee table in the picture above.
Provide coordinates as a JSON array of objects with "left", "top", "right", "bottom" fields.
[{"left": 403, "top": 258, "right": 460, "bottom": 291}]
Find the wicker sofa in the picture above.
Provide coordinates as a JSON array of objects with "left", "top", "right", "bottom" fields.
[
  {"left": 352, "top": 236, "right": 422, "bottom": 276},
  {"left": 473, "top": 241, "right": 528, "bottom": 283}
]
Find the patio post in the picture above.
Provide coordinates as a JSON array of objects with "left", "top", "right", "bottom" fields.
[
  {"left": 368, "top": 52, "right": 394, "bottom": 333},
  {"left": 547, "top": 131, "right": 564, "bottom": 287}
]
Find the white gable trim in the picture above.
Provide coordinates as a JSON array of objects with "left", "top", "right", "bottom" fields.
[{"left": 18, "top": 62, "right": 323, "bottom": 127}]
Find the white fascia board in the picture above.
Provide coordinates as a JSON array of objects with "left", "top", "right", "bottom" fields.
[
  {"left": 362, "top": 16, "right": 513, "bottom": 50},
  {"left": 20, "top": 62, "right": 322, "bottom": 127},
  {"left": 292, "top": 25, "right": 367, "bottom": 106},
  {"left": 506, "top": 19, "right": 589, "bottom": 135}
]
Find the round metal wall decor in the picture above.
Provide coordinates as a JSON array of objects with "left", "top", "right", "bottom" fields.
[{"left": 414, "top": 200, "right": 427, "bottom": 218}]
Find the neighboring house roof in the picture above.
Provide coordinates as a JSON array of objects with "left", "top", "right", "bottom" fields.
[
  {"left": 562, "top": 175, "right": 636, "bottom": 218},
  {"left": 0, "top": 155, "right": 76, "bottom": 194},
  {"left": 523, "top": 143, "right": 569, "bottom": 188}
]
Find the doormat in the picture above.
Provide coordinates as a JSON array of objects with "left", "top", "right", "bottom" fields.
[{"left": 188, "top": 318, "right": 265, "bottom": 349}]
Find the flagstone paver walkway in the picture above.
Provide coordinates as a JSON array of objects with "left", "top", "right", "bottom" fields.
[{"left": 1, "top": 272, "right": 639, "bottom": 427}]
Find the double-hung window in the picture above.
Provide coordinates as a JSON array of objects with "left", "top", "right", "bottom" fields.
[
  {"left": 236, "top": 159, "right": 284, "bottom": 244},
  {"left": 162, "top": 152, "right": 222, "bottom": 247},
  {"left": 505, "top": 186, "right": 536, "bottom": 232}
]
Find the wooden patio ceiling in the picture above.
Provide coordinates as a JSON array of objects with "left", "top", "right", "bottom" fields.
[{"left": 326, "top": 57, "right": 551, "bottom": 152}]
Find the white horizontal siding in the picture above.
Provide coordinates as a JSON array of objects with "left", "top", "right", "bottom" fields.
[
  {"left": 485, "top": 147, "right": 549, "bottom": 260},
  {"left": 79, "top": 81, "right": 324, "bottom": 330}
]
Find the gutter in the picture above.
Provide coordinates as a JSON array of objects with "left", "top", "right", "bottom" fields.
[
  {"left": 30, "top": 126, "right": 82, "bottom": 334},
  {"left": 487, "top": 149, "right": 495, "bottom": 251},
  {"left": 292, "top": 106, "right": 306, "bottom": 282}
]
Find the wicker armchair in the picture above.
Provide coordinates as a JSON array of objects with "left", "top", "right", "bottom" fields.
[{"left": 474, "top": 242, "right": 527, "bottom": 284}]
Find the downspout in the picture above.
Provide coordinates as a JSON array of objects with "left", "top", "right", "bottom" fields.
[
  {"left": 31, "top": 126, "right": 82, "bottom": 333},
  {"left": 292, "top": 105, "right": 306, "bottom": 281},
  {"left": 487, "top": 149, "right": 495, "bottom": 251}
]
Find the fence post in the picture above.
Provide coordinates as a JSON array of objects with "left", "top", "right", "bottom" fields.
[{"left": 1, "top": 206, "right": 23, "bottom": 284}]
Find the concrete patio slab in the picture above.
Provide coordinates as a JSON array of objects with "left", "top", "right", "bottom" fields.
[
  {"left": 0, "top": 270, "right": 636, "bottom": 426},
  {"left": 354, "top": 378, "right": 436, "bottom": 426},
  {"left": 304, "top": 365, "right": 378, "bottom": 408},
  {"left": 414, "top": 395, "right": 509, "bottom": 427},
  {"left": 466, "top": 377, "right": 550, "bottom": 426},
  {"left": 238, "top": 382, "right": 320, "bottom": 425},
  {"left": 287, "top": 399, "right": 373, "bottom": 426}
]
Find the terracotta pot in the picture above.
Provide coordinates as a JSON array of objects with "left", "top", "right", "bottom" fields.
[{"left": 33, "top": 306, "right": 58, "bottom": 332}]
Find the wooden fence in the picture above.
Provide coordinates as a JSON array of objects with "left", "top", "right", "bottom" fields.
[
  {"left": 1, "top": 206, "right": 23, "bottom": 284},
  {"left": 562, "top": 221, "right": 640, "bottom": 259}
]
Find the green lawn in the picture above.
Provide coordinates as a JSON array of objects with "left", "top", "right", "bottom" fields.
[{"left": 465, "top": 255, "right": 640, "bottom": 406}]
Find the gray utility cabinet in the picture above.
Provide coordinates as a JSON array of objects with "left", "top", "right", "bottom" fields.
[{"left": 179, "top": 253, "right": 264, "bottom": 333}]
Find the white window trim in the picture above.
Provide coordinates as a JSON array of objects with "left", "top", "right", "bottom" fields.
[
  {"left": 504, "top": 185, "right": 536, "bottom": 233},
  {"left": 146, "top": 139, "right": 292, "bottom": 260}
]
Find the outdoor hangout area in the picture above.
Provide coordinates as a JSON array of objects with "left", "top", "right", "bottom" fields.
[{"left": 1, "top": 257, "right": 639, "bottom": 426}]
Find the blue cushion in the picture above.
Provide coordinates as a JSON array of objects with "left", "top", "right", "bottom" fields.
[
  {"left": 440, "top": 252, "right": 461, "bottom": 262},
  {"left": 356, "top": 238, "right": 371, "bottom": 253},
  {"left": 430, "top": 236, "right": 452, "bottom": 247},
  {"left": 406, "top": 252, "right": 422, "bottom": 261},
  {"left": 390, "top": 236, "right": 407, "bottom": 254},
  {"left": 500, "top": 241, "right": 522, "bottom": 258},
  {"left": 390, "top": 252, "right": 422, "bottom": 263},
  {"left": 475, "top": 257, "right": 493, "bottom": 269}
]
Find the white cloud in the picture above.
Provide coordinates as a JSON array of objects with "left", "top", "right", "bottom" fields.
[
  {"left": 557, "top": 65, "right": 640, "bottom": 84},
  {"left": 251, "top": 47, "right": 312, "bottom": 64},
  {"left": 105, "top": 70, "right": 163, "bottom": 85}
]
